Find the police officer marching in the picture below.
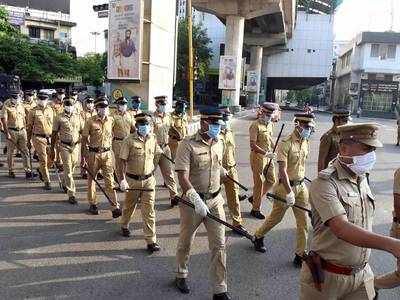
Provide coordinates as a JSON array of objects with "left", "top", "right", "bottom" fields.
[
  {"left": 318, "top": 109, "right": 351, "bottom": 172},
  {"left": 111, "top": 96, "right": 135, "bottom": 189},
  {"left": 50, "top": 97, "right": 84, "bottom": 204},
  {"left": 22, "top": 90, "right": 36, "bottom": 122},
  {"left": 168, "top": 99, "right": 188, "bottom": 160},
  {"left": 129, "top": 95, "right": 142, "bottom": 118},
  {"left": 119, "top": 113, "right": 163, "bottom": 253},
  {"left": 0, "top": 90, "right": 33, "bottom": 178},
  {"left": 253, "top": 113, "right": 315, "bottom": 269},
  {"left": 153, "top": 95, "right": 179, "bottom": 207},
  {"left": 248, "top": 102, "right": 279, "bottom": 219},
  {"left": 81, "top": 96, "right": 121, "bottom": 218},
  {"left": 300, "top": 123, "right": 400, "bottom": 299},
  {"left": 80, "top": 96, "right": 96, "bottom": 179},
  {"left": 174, "top": 107, "right": 231, "bottom": 300}
]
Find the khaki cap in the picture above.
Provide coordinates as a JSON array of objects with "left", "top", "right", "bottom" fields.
[
  {"left": 135, "top": 113, "right": 152, "bottom": 124},
  {"left": 337, "top": 123, "right": 382, "bottom": 148},
  {"left": 294, "top": 113, "right": 316, "bottom": 127},
  {"left": 333, "top": 109, "right": 351, "bottom": 118},
  {"left": 261, "top": 102, "right": 279, "bottom": 113}
]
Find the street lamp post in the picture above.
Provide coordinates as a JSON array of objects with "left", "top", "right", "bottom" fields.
[
  {"left": 187, "top": 0, "right": 194, "bottom": 120},
  {"left": 90, "top": 31, "right": 101, "bottom": 53}
]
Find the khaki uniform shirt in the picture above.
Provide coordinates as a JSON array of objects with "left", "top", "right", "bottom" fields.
[
  {"left": 170, "top": 113, "right": 188, "bottom": 140},
  {"left": 74, "top": 101, "right": 83, "bottom": 116},
  {"left": 120, "top": 132, "right": 162, "bottom": 175},
  {"left": 318, "top": 127, "right": 340, "bottom": 171},
  {"left": 309, "top": 161, "right": 375, "bottom": 267},
  {"left": 0, "top": 99, "right": 26, "bottom": 129},
  {"left": 221, "top": 129, "right": 236, "bottom": 168},
  {"left": 249, "top": 119, "right": 274, "bottom": 152},
  {"left": 82, "top": 116, "right": 114, "bottom": 149},
  {"left": 129, "top": 108, "right": 142, "bottom": 119},
  {"left": 53, "top": 112, "right": 84, "bottom": 145},
  {"left": 23, "top": 100, "right": 36, "bottom": 120},
  {"left": 27, "top": 105, "right": 54, "bottom": 137},
  {"left": 175, "top": 132, "right": 224, "bottom": 194},
  {"left": 112, "top": 111, "right": 135, "bottom": 139},
  {"left": 51, "top": 102, "right": 64, "bottom": 117},
  {"left": 277, "top": 131, "right": 309, "bottom": 181},
  {"left": 81, "top": 109, "right": 97, "bottom": 124},
  {"left": 153, "top": 112, "right": 171, "bottom": 146}
]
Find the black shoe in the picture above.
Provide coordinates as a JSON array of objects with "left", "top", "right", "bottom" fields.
[
  {"left": 89, "top": 204, "right": 99, "bottom": 215},
  {"left": 213, "top": 292, "right": 232, "bottom": 300},
  {"left": 81, "top": 173, "right": 88, "bottom": 179},
  {"left": 170, "top": 196, "right": 179, "bottom": 207},
  {"left": 397, "top": 143, "right": 399, "bottom": 147},
  {"left": 37, "top": 168, "right": 43, "bottom": 182},
  {"left": 0, "top": 162, "right": 4, "bottom": 167},
  {"left": 175, "top": 277, "right": 190, "bottom": 294},
  {"left": 250, "top": 210, "right": 265, "bottom": 219},
  {"left": 293, "top": 254, "right": 303, "bottom": 268},
  {"left": 44, "top": 182, "right": 52, "bottom": 191},
  {"left": 3, "top": 147, "right": 7, "bottom": 155},
  {"left": 254, "top": 236, "right": 267, "bottom": 253},
  {"left": 15, "top": 152, "right": 22, "bottom": 158},
  {"left": 115, "top": 187, "right": 123, "bottom": 193},
  {"left": 374, "top": 289, "right": 379, "bottom": 300},
  {"left": 239, "top": 194, "right": 247, "bottom": 201},
  {"left": 147, "top": 242, "right": 161, "bottom": 253},
  {"left": 121, "top": 227, "right": 131, "bottom": 237},
  {"left": 25, "top": 171, "right": 35, "bottom": 179},
  {"left": 68, "top": 196, "right": 78, "bottom": 205},
  {"left": 248, "top": 195, "right": 253, "bottom": 203},
  {"left": 112, "top": 208, "right": 122, "bottom": 218},
  {"left": 8, "top": 171, "right": 16, "bottom": 178},
  {"left": 56, "top": 164, "right": 63, "bottom": 172},
  {"left": 33, "top": 153, "right": 38, "bottom": 161},
  {"left": 96, "top": 173, "right": 103, "bottom": 180},
  {"left": 62, "top": 185, "right": 68, "bottom": 194}
]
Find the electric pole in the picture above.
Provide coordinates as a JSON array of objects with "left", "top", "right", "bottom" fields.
[{"left": 187, "top": 0, "right": 194, "bottom": 120}]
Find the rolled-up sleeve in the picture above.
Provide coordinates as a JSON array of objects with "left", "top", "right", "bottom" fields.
[
  {"left": 175, "top": 139, "right": 191, "bottom": 172},
  {"left": 310, "top": 178, "right": 346, "bottom": 224}
]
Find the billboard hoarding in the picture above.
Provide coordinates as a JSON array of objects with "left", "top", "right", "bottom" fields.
[
  {"left": 107, "top": 0, "right": 143, "bottom": 81},
  {"left": 218, "top": 56, "right": 237, "bottom": 90}
]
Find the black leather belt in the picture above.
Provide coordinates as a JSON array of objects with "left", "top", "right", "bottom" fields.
[
  {"left": 159, "top": 143, "right": 168, "bottom": 149},
  {"left": 113, "top": 137, "right": 124, "bottom": 141},
  {"left": 61, "top": 140, "right": 78, "bottom": 147},
  {"left": 290, "top": 179, "right": 304, "bottom": 187},
  {"left": 126, "top": 172, "right": 154, "bottom": 181},
  {"left": 9, "top": 127, "right": 24, "bottom": 131},
  {"left": 34, "top": 133, "right": 50, "bottom": 139},
  {"left": 199, "top": 188, "right": 221, "bottom": 201},
  {"left": 88, "top": 146, "right": 111, "bottom": 153}
]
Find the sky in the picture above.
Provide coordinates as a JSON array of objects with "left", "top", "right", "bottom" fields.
[{"left": 70, "top": 0, "right": 399, "bottom": 57}]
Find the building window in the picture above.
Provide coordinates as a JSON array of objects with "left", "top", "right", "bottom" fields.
[
  {"left": 371, "top": 44, "right": 380, "bottom": 57},
  {"left": 388, "top": 45, "right": 396, "bottom": 59},
  {"left": 28, "top": 26, "right": 40, "bottom": 39},
  {"left": 43, "top": 29, "right": 54, "bottom": 41}
]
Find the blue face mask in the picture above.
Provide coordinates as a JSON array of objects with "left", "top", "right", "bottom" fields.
[
  {"left": 157, "top": 105, "right": 166, "bottom": 113},
  {"left": 175, "top": 105, "right": 186, "bottom": 114},
  {"left": 300, "top": 127, "right": 312, "bottom": 140},
  {"left": 207, "top": 123, "right": 221, "bottom": 140},
  {"left": 138, "top": 124, "right": 151, "bottom": 137},
  {"left": 132, "top": 102, "right": 141, "bottom": 110}
]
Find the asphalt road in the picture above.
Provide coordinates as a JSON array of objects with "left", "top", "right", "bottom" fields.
[{"left": 0, "top": 110, "right": 400, "bottom": 300}]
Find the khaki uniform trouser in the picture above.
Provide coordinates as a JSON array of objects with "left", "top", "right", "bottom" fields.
[
  {"left": 59, "top": 144, "right": 79, "bottom": 197},
  {"left": 250, "top": 151, "right": 276, "bottom": 211},
  {"left": 157, "top": 145, "right": 177, "bottom": 198},
  {"left": 86, "top": 150, "right": 119, "bottom": 209},
  {"left": 112, "top": 140, "right": 124, "bottom": 184},
  {"left": 397, "top": 129, "right": 400, "bottom": 144},
  {"left": 55, "top": 141, "right": 62, "bottom": 167},
  {"left": 374, "top": 222, "right": 400, "bottom": 289},
  {"left": 169, "top": 138, "right": 180, "bottom": 161},
  {"left": 32, "top": 136, "right": 52, "bottom": 183},
  {"left": 120, "top": 176, "right": 156, "bottom": 244},
  {"left": 255, "top": 182, "right": 309, "bottom": 255},
  {"left": 222, "top": 166, "right": 242, "bottom": 226},
  {"left": 175, "top": 193, "right": 227, "bottom": 294},
  {"left": 7, "top": 130, "right": 29, "bottom": 172},
  {"left": 300, "top": 263, "right": 376, "bottom": 300}
]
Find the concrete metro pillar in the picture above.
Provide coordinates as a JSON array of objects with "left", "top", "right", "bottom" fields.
[
  {"left": 221, "top": 15, "right": 245, "bottom": 111},
  {"left": 248, "top": 46, "right": 263, "bottom": 107}
]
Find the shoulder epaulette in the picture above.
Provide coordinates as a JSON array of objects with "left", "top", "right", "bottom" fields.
[{"left": 318, "top": 166, "right": 337, "bottom": 180}]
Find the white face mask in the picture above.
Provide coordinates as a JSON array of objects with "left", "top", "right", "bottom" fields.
[
  {"left": 86, "top": 103, "right": 94, "bottom": 111},
  {"left": 97, "top": 107, "right": 109, "bottom": 117},
  {"left": 37, "top": 100, "right": 48, "bottom": 107},
  {"left": 25, "top": 96, "right": 33, "bottom": 103},
  {"left": 339, "top": 151, "right": 376, "bottom": 176},
  {"left": 118, "top": 104, "right": 128, "bottom": 113},
  {"left": 64, "top": 106, "right": 74, "bottom": 114}
]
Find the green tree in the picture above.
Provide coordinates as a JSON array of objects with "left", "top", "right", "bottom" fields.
[
  {"left": 77, "top": 53, "right": 107, "bottom": 88},
  {"left": 176, "top": 19, "right": 213, "bottom": 98},
  {"left": 0, "top": 6, "right": 20, "bottom": 37}
]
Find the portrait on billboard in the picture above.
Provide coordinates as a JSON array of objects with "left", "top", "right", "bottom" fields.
[
  {"left": 108, "top": 0, "right": 143, "bottom": 80},
  {"left": 218, "top": 56, "right": 237, "bottom": 90},
  {"left": 247, "top": 70, "right": 259, "bottom": 93}
]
